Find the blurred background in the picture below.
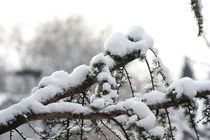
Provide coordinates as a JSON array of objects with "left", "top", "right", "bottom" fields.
[{"left": 0, "top": 0, "right": 210, "bottom": 139}]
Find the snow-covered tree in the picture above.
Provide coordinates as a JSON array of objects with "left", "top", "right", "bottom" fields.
[{"left": 1, "top": 26, "right": 210, "bottom": 140}]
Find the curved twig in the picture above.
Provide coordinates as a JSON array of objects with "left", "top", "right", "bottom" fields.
[
  {"left": 111, "top": 118, "right": 131, "bottom": 140},
  {"left": 144, "top": 57, "right": 155, "bottom": 90},
  {"left": 123, "top": 67, "right": 135, "bottom": 97},
  {"left": 14, "top": 129, "right": 26, "bottom": 140},
  {"left": 101, "top": 120, "right": 122, "bottom": 140}
]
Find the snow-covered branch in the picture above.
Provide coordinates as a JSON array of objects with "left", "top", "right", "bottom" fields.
[
  {"left": 0, "top": 26, "right": 153, "bottom": 135},
  {"left": 1, "top": 79, "right": 210, "bottom": 135},
  {"left": 1, "top": 26, "right": 210, "bottom": 139}
]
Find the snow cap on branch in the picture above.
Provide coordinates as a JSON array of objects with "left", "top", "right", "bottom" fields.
[
  {"left": 90, "top": 53, "right": 115, "bottom": 69},
  {"left": 123, "top": 98, "right": 156, "bottom": 129},
  {"left": 168, "top": 77, "right": 197, "bottom": 98},
  {"left": 104, "top": 26, "right": 154, "bottom": 57}
]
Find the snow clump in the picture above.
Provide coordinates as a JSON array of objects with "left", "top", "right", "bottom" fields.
[{"left": 104, "top": 26, "right": 154, "bottom": 57}]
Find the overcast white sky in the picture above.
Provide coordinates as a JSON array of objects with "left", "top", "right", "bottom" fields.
[{"left": 0, "top": 0, "right": 210, "bottom": 79}]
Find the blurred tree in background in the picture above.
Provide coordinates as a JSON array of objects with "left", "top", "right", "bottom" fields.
[
  {"left": 0, "top": 16, "right": 109, "bottom": 95},
  {"left": 180, "top": 57, "right": 194, "bottom": 79},
  {"left": 23, "top": 16, "right": 105, "bottom": 74}
]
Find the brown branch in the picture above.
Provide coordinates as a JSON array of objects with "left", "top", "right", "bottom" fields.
[
  {"left": 149, "top": 90, "right": 210, "bottom": 110},
  {"left": 1, "top": 90, "right": 210, "bottom": 135},
  {"left": 0, "top": 109, "right": 126, "bottom": 135}
]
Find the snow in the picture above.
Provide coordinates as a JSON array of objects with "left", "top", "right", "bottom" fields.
[
  {"left": 103, "top": 90, "right": 118, "bottom": 99},
  {"left": 102, "top": 90, "right": 118, "bottom": 103},
  {"left": 0, "top": 65, "right": 93, "bottom": 125},
  {"left": 69, "top": 126, "right": 80, "bottom": 134},
  {"left": 114, "top": 115, "right": 128, "bottom": 124},
  {"left": 31, "top": 65, "right": 92, "bottom": 103},
  {"left": 126, "top": 26, "right": 154, "bottom": 53},
  {"left": 122, "top": 99, "right": 156, "bottom": 129},
  {"left": 38, "top": 100, "right": 90, "bottom": 115},
  {"left": 34, "top": 127, "right": 43, "bottom": 133},
  {"left": 90, "top": 53, "right": 107, "bottom": 66},
  {"left": 97, "top": 70, "right": 116, "bottom": 86},
  {"left": 101, "top": 98, "right": 159, "bottom": 130},
  {"left": 153, "top": 56, "right": 173, "bottom": 85},
  {"left": 91, "top": 55, "right": 119, "bottom": 109},
  {"left": 31, "top": 101, "right": 92, "bottom": 115},
  {"left": 148, "top": 126, "right": 165, "bottom": 138},
  {"left": 194, "top": 80, "right": 210, "bottom": 92},
  {"left": 91, "top": 98, "right": 105, "bottom": 109},
  {"left": 0, "top": 26, "right": 159, "bottom": 130},
  {"left": 38, "top": 65, "right": 91, "bottom": 90},
  {"left": 126, "top": 26, "right": 145, "bottom": 42},
  {"left": 90, "top": 89, "right": 118, "bottom": 109},
  {"left": 69, "top": 65, "right": 92, "bottom": 87},
  {"left": 104, "top": 55, "right": 115, "bottom": 68},
  {"left": 31, "top": 86, "right": 39, "bottom": 93},
  {"left": 38, "top": 70, "right": 71, "bottom": 89},
  {"left": 2, "top": 26, "right": 210, "bottom": 139},
  {"left": 32, "top": 85, "right": 62, "bottom": 102},
  {"left": 90, "top": 53, "right": 115, "bottom": 69},
  {"left": 128, "top": 115, "right": 138, "bottom": 124},
  {"left": 102, "top": 83, "right": 111, "bottom": 92},
  {"left": 168, "top": 77, "right": 210, "bottom": 99},
  {"left": 32, "top": 65, "right": 92, "bottom": 103},
  {"left": 104, "top": 32, "right": 130, "bottom": 56},
  {"left": 0, "top": 95, "right": 91, "bottom": 125},
  {"left": 43, "top": 102, "right": 91, "bottom": 114},
  {"left": 104, "top": 26, "right": 153, "bottom": 57},
  {"left": 141, "top": 91, "right": 168, "bottom": 105},
  {"left": 168, "top": 77, "right": 197, "bottom": 98}
]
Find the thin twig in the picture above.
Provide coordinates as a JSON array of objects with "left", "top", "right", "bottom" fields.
[
  {"left": 149, "top": 48, "right": 174, "bottom": 139},
  {"left": 123, "top": 67, "right": 135, "bottom": 97},
  {"left": 14, "top": 129, "right": 26, "bottom": 140},
  {"left": 25, "top": 115, "right": 69, "bottom": 139},
  {"left": 10, "top": 130, "right": 13, "bottom": 140},
  {"left": 144, "top": 57, "right": 155, "bottom": 90},
  {"left": 187, "top": 104, "right": 200, "bottom": 140},
  {"left": 98, "top": 127, "right": 109, "bottom": 140},
  {"left": 66, "top": 119, "right": 70, "bottom": 140},
  {"left": 25, "top": 117, "right": 52, "bottom": 139},
  {"left": 116, "top": 68, "right": 125, "bottom": 94},
  {"left": 80, "top": 92, "right": 86, "bottom": 140},
  {"left": 112, "top": 118, "right": 130, "bottom": 140},
  {"left": 101, "top": 120, "right": 122, "bottom": 140},
  {"left": 149, "top": 48, "right": 169, "bottom": 86},
  {"left": 165, "top": 108, "right": 175, "bottom": 140}
]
